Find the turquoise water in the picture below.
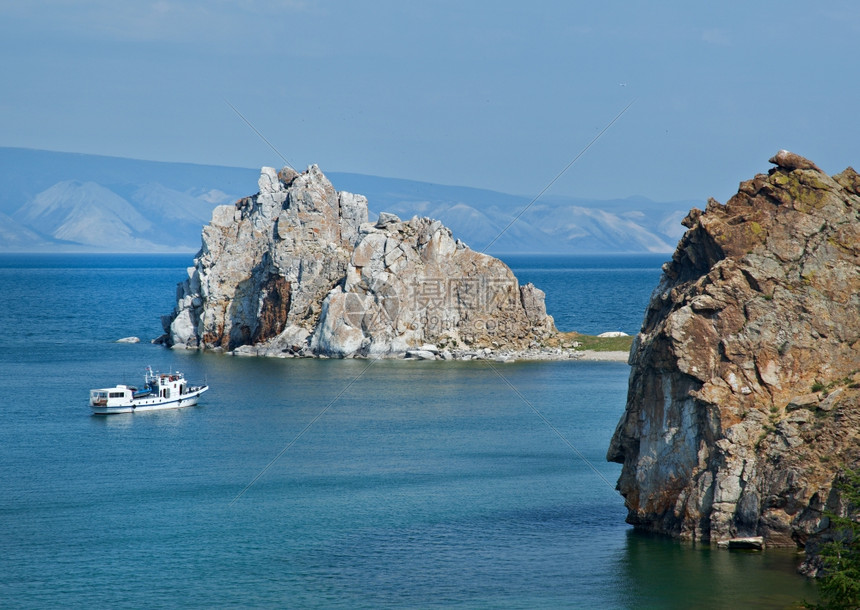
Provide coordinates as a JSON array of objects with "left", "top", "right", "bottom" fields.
[{"left": 0, "top": 254, "right": 816, "bottom": 608}]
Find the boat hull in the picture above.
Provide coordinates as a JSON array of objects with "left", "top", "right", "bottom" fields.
[{"left": 90, "top": 386, "right": 209, "bottom": 415}]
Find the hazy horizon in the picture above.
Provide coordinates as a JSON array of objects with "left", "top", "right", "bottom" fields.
[{"left": 0, "top": 147, "right": 693, "bottom": 254}]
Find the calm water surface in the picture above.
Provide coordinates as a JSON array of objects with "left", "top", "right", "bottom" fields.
[
  {"left": 0, "top": 254, "right": 816, "bottom": 608},
  {"left": 503, "top": 254, "right": 666, "bottom": 334}
]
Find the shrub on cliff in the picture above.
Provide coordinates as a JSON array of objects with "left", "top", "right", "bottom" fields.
[{"left": 810, "top": 468, "right": 860, "bottom": 610}]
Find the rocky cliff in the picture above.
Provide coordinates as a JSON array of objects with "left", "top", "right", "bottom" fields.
[
  {"left": 162, "top": 165, "right": 555, "bottom": 357},
  {"left": 607, "top": 151, "right": 860, "bottom": 563}
]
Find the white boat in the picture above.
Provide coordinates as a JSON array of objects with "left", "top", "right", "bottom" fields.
[{"left": 89, "top": 367, "right": 209, "bottom": 415}]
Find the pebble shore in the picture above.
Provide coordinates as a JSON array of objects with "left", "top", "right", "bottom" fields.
[{"left": 221, "top": 342, "right": 631, "bottom": 363}]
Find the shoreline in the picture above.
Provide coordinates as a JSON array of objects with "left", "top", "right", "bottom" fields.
[{"left": 180, "top": 341, "right": 632, "bottom": 363}]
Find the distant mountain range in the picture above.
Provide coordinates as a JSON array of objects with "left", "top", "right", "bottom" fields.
[{"left": 0, "top": 147, "right": 700, "bottom": 254}]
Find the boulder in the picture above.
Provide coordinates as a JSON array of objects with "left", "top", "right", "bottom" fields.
[
  {"left": 768, "top": 149, "right": 821, "bottom": 172},
  {"left": 375, "top": 211, "right": 401, "bottom": 227},
  {"left": 405, "top": 349, "right": 437, "bottom": 360}
]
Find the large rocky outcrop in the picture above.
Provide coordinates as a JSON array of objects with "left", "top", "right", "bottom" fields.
[
  {"left": 607, "top": 152, "right": 860, "bottom": 564},
  {"left": 162, "top": 165, "right": 555, "bottom": 357}
]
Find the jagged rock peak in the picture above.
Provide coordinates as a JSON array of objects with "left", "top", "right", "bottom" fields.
[
  {"left": 607, "top": 153, "right": 860, "bottom": 570},
  {"left": 162, "top": 165, "right": 556, "bottom": 358}
]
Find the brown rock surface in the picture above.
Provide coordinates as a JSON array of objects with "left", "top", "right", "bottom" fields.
[{"left": 606, "top": 152, "right": 860, "bottom": 565}]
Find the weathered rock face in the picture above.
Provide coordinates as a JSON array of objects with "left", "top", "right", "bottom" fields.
[
  {"left": 607, "top": 152, "right": 860, "bottom": 558},
  {"left": 163, "top": 165, "right": 555, "bottom": 357}
]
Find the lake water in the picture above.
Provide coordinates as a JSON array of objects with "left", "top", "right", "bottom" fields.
[{"left": 0, "top": 254, "right": 817, "bottom": 608}]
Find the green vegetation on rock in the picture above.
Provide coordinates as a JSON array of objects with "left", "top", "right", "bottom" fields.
[
  {"left": 546, "top": 331, "right": 634, "bottom": 352},
  {"left": 807, "top": 468, "right": 860, "bottom": 610}
]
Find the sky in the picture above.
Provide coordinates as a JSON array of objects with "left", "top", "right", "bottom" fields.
[{"left": 1, "top": 1, "right": 858, "bottom": 203}]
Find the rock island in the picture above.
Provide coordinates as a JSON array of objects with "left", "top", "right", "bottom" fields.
[{"left": 161, "top": 165, "right": 568, "bottom": 360}]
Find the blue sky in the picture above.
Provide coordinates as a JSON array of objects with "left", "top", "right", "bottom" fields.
[{"left": 1, "top": 1, "right": 857, "bottom": 202}]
